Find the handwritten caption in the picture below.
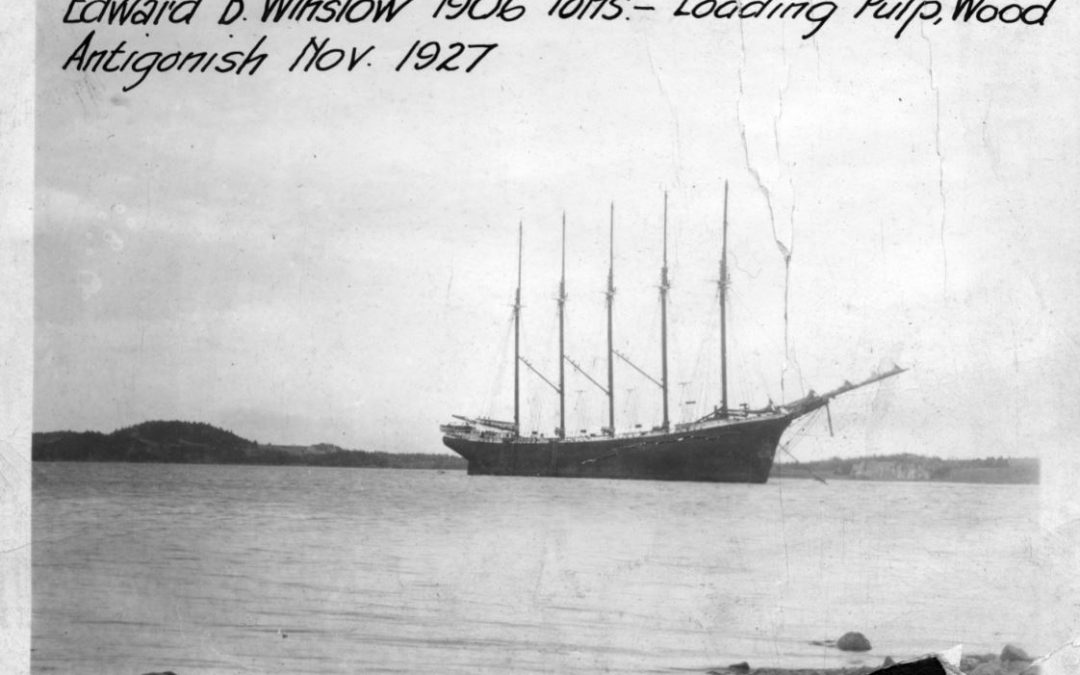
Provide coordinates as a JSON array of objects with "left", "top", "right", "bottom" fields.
[{"left": 59, "top": 0, "right": 1059, "bottom": 91}]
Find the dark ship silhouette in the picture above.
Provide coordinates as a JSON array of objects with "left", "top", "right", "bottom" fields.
[{"left": 442, "top": 185, "right": 904, "bottom": 483}]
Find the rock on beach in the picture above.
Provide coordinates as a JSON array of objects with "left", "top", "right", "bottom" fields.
[
  {"left": 837, "top": 631, "right": 873, "bottom": 652},
  {"left": 1000, "top": 645, "right": 1032, "bottom": 664}
]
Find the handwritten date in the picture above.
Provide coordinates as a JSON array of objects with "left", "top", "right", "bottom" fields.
[{"left": 395, "top": 41, "right": 498, "bottom": 72}]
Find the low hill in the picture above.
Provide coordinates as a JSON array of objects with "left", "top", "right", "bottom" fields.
[{"left": 32, "top": 421, "right": 465, "bottom": 470}]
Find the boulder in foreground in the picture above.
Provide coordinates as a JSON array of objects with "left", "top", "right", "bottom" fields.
[
  {"left": 838, "top": 631, "right": 873, "bottom": 652},
  {"left": 1001, "top": 645, "right": 1032, "bottom": 663}
]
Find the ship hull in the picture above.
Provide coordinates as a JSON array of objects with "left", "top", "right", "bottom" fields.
[{"left": 443, "top": 415, "right": 792, "bottom": 483}]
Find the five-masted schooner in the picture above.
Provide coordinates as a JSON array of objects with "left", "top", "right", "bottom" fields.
[{"left": 441, "top": 185, "right": 904, "bottom": 483}]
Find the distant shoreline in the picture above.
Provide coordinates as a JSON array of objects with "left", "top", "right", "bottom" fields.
[
  {"left": 32, "top": 420, "right": 466, "bottom": 471},
  {"left": 773, "top": 454, "right": 1039, "bottom": 485},
  {"left": 32, "top": 420, "right": 1038, "bottom": 483}
]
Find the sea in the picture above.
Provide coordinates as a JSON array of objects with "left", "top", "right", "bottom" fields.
[{"left": 31, "top": 463, "right": 1059, "bottom": 674}]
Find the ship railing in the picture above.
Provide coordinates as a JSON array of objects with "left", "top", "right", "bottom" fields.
[{"left": 440, "top": 424, "right": 474, "bottom": 434}]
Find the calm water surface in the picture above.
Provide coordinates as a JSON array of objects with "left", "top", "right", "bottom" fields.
[{"left": 33, "top": 463, "right": 1050, "bottom": 674}]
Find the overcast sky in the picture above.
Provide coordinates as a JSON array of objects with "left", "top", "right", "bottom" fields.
[{"left": 34, "top": 3, "right": 1080, "bottom": 460}]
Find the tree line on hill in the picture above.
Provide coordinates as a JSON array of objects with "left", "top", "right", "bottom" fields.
[{"left": 32, "top": 420, "right": 466, "bottom": 470}]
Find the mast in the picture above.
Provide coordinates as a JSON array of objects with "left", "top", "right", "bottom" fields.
[
  {"left": 514, "top": 221, "right": 522, "bottom": 436},
  {"left": 720, "top": 181, "right": 729, "bottom": 418},
  {"left": 606, "top": 203, "right": 615, "bottom": 437},
  {"left": 558, "top": 213, "right": 567, "bottom": 439},
  {"left": 660, "top": 192, "right": 670, "bottom": 431}
]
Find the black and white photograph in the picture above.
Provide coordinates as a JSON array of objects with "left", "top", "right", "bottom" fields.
[{"left": 5, "top": 0, "right": 1080, "bottom": 673}]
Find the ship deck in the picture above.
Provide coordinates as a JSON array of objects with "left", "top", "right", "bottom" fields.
[{"left": 442, "top": 410, "right": 791, "bottom": 445}]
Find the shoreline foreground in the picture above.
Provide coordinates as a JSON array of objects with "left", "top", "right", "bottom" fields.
[
  {"left": 133, "top": 647, "right": 1066, "bottom": 675},
  {"left": 702, "top": 642, "right": 1062, "bottom": 675}
]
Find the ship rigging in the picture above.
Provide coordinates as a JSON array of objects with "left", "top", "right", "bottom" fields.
[{"left": 441, "top": 185, "right": 905, "bottom": 483}]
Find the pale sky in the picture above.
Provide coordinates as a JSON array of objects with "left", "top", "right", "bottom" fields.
[{"left": 34, "top": 3, "right": 1080, "bottom": 460}]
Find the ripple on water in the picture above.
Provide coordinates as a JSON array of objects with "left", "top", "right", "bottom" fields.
[{"left": 33, "top": 463, "right": 1047, "bottom": 674}]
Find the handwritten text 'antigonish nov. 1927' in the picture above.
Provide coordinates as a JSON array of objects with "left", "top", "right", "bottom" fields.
[{"left": 58, "top": 0, "right": 1060, "bottom": 91}]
